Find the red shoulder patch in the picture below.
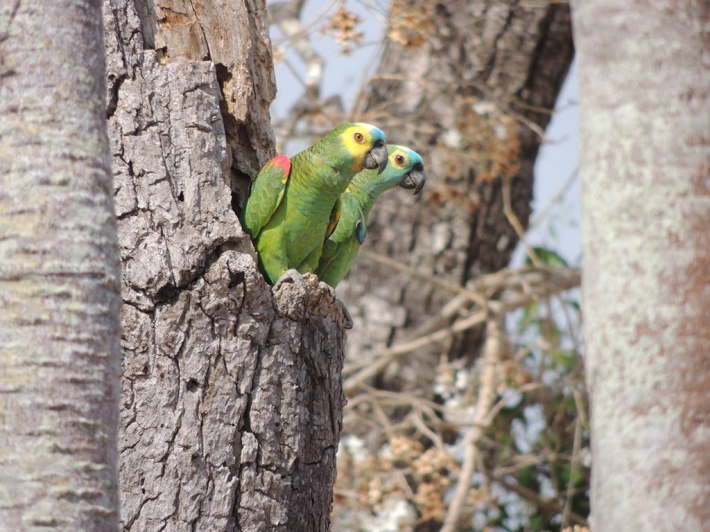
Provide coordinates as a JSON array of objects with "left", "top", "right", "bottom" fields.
[{"left": 271, "top": 155, "right": 291, "bottom": 171}]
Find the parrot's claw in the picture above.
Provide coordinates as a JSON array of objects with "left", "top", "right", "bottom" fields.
[
  {"left": 272, "top": 269, "right": 309, "bottom": 322},
  {"left": 336, "top": 298, "right": 354, "bottom": 330},
  {"left": 274, "top": 270, "right": 353, "bottom": 329},
  {"left": 274, "top": 269, "right": 308, "bottom": 293}
]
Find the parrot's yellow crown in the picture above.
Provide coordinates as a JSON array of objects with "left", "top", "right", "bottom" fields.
[{"left": 339, "top": 123, "right": 387, "bottom": 170}]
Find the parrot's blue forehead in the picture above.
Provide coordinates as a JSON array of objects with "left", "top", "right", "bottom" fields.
[{"left": 368, "top": 125, "right": 386, "bottom": 142}]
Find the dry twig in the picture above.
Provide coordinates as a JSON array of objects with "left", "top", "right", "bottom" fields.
[
  {"left": 502, "top": 178, "right": 541, "bottom": 267},
  {"left": 440, "top": 318, "right": 503, "bottom": 532},
  {"left": 562, "top": 416, "right": 584, "bottom": 528},
  {"left": 343, "top": 267, "right": 580, "bottom": 393},
  {"left": 491, "top": 473, "right": 589, "bottom": 527}
]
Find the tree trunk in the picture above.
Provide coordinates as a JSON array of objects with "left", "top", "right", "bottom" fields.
[
  {"left": 341, "top": 0, "right": 574, "bottom": 379},
  {"left": 575, "top": 1, "right": 710, "bottom": 529},
  {"left": 105, "top": 1, "right": 348, "bottom": 530},
  {"left": 0, "top": 1, "right": 121, "bottom": 530}
]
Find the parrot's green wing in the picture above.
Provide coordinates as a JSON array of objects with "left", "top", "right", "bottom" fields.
[
  {"left": 324, "top": 195, "right": 343, "bottom": 242},
  {"left": 241, "top": 155, "right": 291, "bottom": 239},
  {"left": 317, "top": 193, "right": 365, "bottom": 275}
]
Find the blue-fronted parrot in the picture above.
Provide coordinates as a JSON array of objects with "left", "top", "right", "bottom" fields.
[
  {"left": 241, "top": 123, "right": 388, "bottom": 284},
  {"left": 315, "top": 145, "right": 426, "bottom": 287}
]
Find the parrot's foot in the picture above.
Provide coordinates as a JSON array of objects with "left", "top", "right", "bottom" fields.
[
  {"left": 273, "top": 268, "right": 308, "bottom": 293},
  {"left": 273, "top": 270, "right": 354, "bottom": 330},
  {"left": 272, "top": 269, "right": 309, "bottom": 322},
  {"left": 335, "top": 298, "right": 354, "bottom": 330}
]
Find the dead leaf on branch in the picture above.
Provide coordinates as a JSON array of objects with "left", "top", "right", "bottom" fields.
[{"left": 321, "top": 7, "right": 364, "bottom": 54}]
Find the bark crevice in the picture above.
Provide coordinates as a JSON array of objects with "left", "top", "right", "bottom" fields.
[{"left": 107, "top": 1, "right": 346, "bottom": 530}]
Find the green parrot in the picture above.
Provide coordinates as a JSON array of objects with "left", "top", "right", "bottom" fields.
[
  {"left": 315, "top": 145, "right": 426, "bottom": 288},
  {"left": 242, "top": 123, "right": 388, "bottom": 284}
]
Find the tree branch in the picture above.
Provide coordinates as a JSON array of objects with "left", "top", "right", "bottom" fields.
[
  {"left": 441, "top": 318, "right": 503, "bottom": 532},
  {"left": 343, "top": 267, "right": 580, "bottom": 393}
]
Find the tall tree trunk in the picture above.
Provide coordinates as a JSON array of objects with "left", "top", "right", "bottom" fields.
[
  {"left": 0, "top": 1, "right": 121, "bottom": 530},
  {"left": 105, "top": 1, "right": 348, "bottom": 530},
  {"left": 575, "top": 1, "right": 710, "bottom": 529},
  {"left": 343, "top": 0, "right": 574, "bottom": 380}
]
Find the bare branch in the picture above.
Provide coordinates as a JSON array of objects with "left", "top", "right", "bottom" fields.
[
  {"left": 529, "top": 166, "right": 579, "bottom": 229},
  {"left": 491, "top": 474, "right": 589, "bottom": 527},
  {"left": 502, "top": 177, "right": 541, "bottom": 266},
  {"left": 269, "top": 0, "right": 330, "bottom": 94},
  {"left": 343, "top": 267, "right": 581, "bottom": 392},
  {"left": 562, "top": 416, "right": 584, "bottom": 528},
  {"left": 441, "top": 318, "right": 503, "bottom": 532},
  {"left": 359, "top": 248, "right": 490, "bottom": 307}
]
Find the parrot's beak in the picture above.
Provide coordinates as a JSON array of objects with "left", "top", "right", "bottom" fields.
[
  {"left": 398, "top": 164, "right": 427, "bottom": 195},
  {"left": 363, "top": 140, "right": 388, "bottom": 174}
]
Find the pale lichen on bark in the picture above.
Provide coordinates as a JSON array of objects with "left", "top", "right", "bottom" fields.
[
  {"left": 575, "top": 0, "right": 710, "bottom": 529},
  {"left": 105, "top": 0, "right": 348, "bottom": 530}
]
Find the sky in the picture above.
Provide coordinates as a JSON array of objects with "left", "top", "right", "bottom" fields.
[
  {"left": 269, "top": 0, "right": 581, "bottom": 266},
  {"left": 513, "top": 60, "right": 581, "bottom": 267}
]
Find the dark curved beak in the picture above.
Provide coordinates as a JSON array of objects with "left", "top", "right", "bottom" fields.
[
  {"left": 398, "top": 164, "right": 427, "bottom": 195},
  {"left": 363, "top": 140, "right": 388, "bottom": 174}
]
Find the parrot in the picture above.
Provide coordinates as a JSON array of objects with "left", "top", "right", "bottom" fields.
[
  {"left": 241, "top": 123, "right": 388, "bottom": 284},
  {"left": 315, "top": 145, "right": 426, "bottom": 288}
]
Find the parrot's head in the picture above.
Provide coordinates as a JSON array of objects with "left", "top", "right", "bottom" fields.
[
  {"left": 333, "top": 123, "right": 388, "bottom": 174},
  {"left": 385, "top": 145, "right": 427, "bottom": 195}
]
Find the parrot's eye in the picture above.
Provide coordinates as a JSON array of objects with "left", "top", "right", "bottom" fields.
[
  {"left": 353, "top": 132, "right": 365, "bottom": 143},
  {"left": 394, "top": 154, "right": 406, "bottom": 165}
]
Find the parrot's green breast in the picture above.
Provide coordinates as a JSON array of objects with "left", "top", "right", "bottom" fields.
[
  {"left": 254, "top": 174, "right": 339, "bottom": 282},
  {"left": 241, "top": 123, "right": 389, "bottom": 284}
]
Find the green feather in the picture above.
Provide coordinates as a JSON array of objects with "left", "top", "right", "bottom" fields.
[
  {"left": 241, "top": 123, "right": 387, "bottom": 284},
  {"left": 316, "top": 145, "right": 426, "bottom": 288}
]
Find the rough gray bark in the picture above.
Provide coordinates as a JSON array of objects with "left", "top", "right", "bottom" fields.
[
  {"left": 342, "top": 0, "right": 575, "bottom": 379},
  {"left": 105, "top": 1, "right": 348, "bottom": 530},
  {"left": 0, "top": 1, "right": 121, "bottom": 530},
  {"left": 574, "top": 1, "right": 710, "bottom": 529}
]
